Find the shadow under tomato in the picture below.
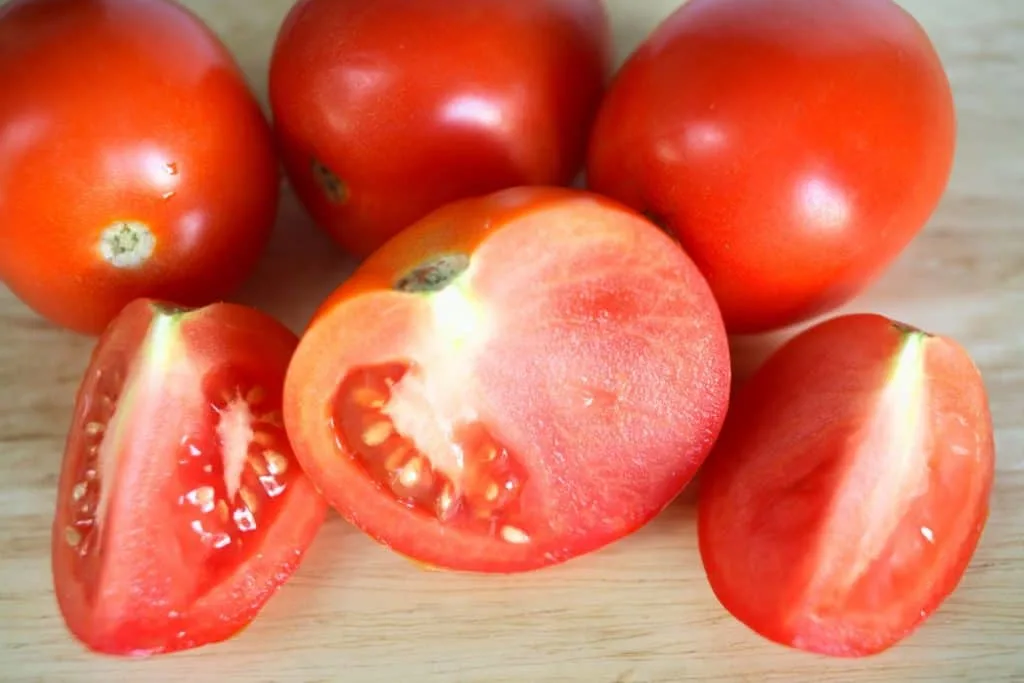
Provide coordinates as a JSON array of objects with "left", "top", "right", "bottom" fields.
[{"left": 231, "top": 182, "right": 359, "bottom": 334}]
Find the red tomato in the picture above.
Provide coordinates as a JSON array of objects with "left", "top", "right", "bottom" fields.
[
  {"left": 52, "top": 299, "right": 328, "bottom": 657},
  {"left": 268, "top": 0, "right": 612, "bottom": 258},
  {"left": 697, "top": 313, "right": 994, "bottom": 657},
  {"left": 587, "top": 0, "right": 957, "bottom": 334},
  {"left": 0, "top": 0, "right": 280, "bottom": 335},
  {"left": 283, "top": 187, "right": 731, "bottom": 572}
]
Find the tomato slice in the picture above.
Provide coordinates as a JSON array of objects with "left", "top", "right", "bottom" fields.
[
  {"left": 697, "top": 313, "right": 995, "bottom": 657},
  {"left": 51, "top": 299, "right": 328, "bottom": 656},
  {"left": 284, "top": 186, "right": 731, "bottom": 573}
]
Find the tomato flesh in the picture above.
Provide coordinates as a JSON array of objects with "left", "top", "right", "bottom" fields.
[
  {"left": 697, "top": 314, "right": 995, "bottom": 657},
  {"left": 53, "top": 300, "right": 328, "bottom": 657},
  {"left": 285, "top": 187, "right": 732, "bottom": 572}
]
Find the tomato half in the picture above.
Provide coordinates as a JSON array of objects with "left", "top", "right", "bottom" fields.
[
  {"left": 52, "top": 299, "right": 328, "bottom": 657},
  {"left": 586, "top": 0, "right": 957, "bottom": 334},
  {"left": 697, "top": 313, "right": 994, "bottom": 657},
  {"left": 0, "top": 0, "right": 280, "bottom": 335},
  {"left": 268, "top": 0, "right": 612, "bottom": 258},
  {"left": 284, "top": 186, "right": 731, "bottom": 572}
]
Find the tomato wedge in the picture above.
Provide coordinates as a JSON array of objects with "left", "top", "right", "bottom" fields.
[
  {"left": 697, "top": 313, "right": 995, "bottom": 657},
  {"left": 284, "top": 187, "right": 731, "bottom": 573},
  {"left": 52, "top": 299, "right": 328, "bottom": 657}
]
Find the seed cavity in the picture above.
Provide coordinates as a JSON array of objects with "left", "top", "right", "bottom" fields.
[
  {"left": 98, "top": 221, "right": 156, "bottom": 269},
  {"left": 334, "top": 363, "right": 533, "bottom": 544},
  {"left": 394, "top": 254, "right": 470, "bottom": 293}
]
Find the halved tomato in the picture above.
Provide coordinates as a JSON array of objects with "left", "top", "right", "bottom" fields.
[
  {"left": 697, "top": 313, "right": 995, "bottom": 657},
  {"left": 283, "top": 186, "right": 732, "bottom": 573},
  {"left": 52, "top": 299, "right": 328, "bottom": 657}
]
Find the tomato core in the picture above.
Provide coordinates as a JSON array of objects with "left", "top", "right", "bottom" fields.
[
  {"left": 311, "top": 158, "right": 348, "bottom": 204},
  {"left": 332, "top": 362, "right": 534, "bottom": 544},
  {"left": 395, "top": 254, "right": 471, "bottom": 293},
  {"left": 98, "top": 221, "right": 157, "bottom": 268}
]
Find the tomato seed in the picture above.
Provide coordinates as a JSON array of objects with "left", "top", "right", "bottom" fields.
[
  {"left": 264, "top": 450, "right": 289, "bottom": 476},
  {"left": 253, "top": 431, "right": 275, "bottom": 447},
  {"left": 352, "top": 386, "right": 386, "bottom": 408},
  {"left": 71, "top": 482, "right": 87, "bottom": 502},
  {"left": 362, "top": 421, "right": 393, "bottom": 447},
  {"left": 239, "top": 487, "right": 260, "bottom": 513},
  {"left": 260, "top": 475, "right": 286, "bottom": 497},
  {"left": 64, "top": 526, "right": 82, "bottom": 547},
  {"left": 247, "top": 454, "right": 269, "bottom": 477},
  {"left": 233, "top": 506, "right": 257, "bottom": 533},
  {"left": 484, "top": 483, "right": 500, "bottom": 502},
  {"left": 186, "top": 486, "right": 216, "bottom": 513},
  {"left": 216, "top": 500, "right": 230, "bottom": 523},
  {"left": 397, "top": 458, "right": 424, "bottom": 488},
  {"left": 84, "top": 421, "right": 105, "bottom": 436},
  {"left": 500, "top": 526, "right": 530, "bottom": 544},
  {"left": 246, "top": 386, "right": 266, "bottom": 405}
]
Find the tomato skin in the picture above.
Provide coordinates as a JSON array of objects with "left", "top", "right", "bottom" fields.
[
  {"left": 52, "top": 299, "right": 327, "bottom": 657},
  {"left": 285, "top": 186, "right": 731, "bottom": 573},
  {"left": 697, "top": 313, "right": 994, "bottom": 657},
  {"left": 268, "top": 0, "right": 612, "bottom": 258},
  {"left": 586, "top": 0, "right": 956, "bottom": 334},
  {"left": 0, "top": 0, "right": 280, "bottom": 335}
]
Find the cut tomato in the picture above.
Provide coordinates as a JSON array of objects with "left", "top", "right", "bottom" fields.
[
  {"left": 284, "top": 186, "right": 731, "bottom": 573},
  {"left": 51, "top": 299, "right": 328, "bottom": 656},
  {"left": 697, "top": 313, "right": 995, "bottom": 657}
]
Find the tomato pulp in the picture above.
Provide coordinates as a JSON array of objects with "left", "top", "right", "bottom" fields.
[
  {"left": 0, "top": 0, "right": 280, "bottom": 335},
  {"left": 52, "top": 300, "right": 328, "bottom": 657},
  {"left": 587, "top": 0, "right": 957, "bottom": 334},
  {"left": 284, "top": 187, "right": 731, "bottom": 572},
  {"left": 697, "top": 314, "right": 995, "bottom": 657},
  {"left": 268, "top": 0, "right": 612, "bottom": 258}
]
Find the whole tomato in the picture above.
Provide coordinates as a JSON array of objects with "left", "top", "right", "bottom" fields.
[
  {"left": 0, "top": 0, "right": 280, "bottom": 335},
  {"left": 268, "top": 0, "right": 612, "bottom": 258},
  {"left": 587, "top": 0, "right": 957, "bottom": 334}
]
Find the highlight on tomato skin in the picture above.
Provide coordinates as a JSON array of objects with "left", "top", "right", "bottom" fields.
[
  {"left": 696, "top": 313, "right": 995, "bottom": 658},
  {"left": 586, "top": 0, "right": 957, "bottom": 335},
  {"left": 0, "top": 0, "right": 281, "bottom": 336},
  {"left": 268, "top": 0, "right": 613, "bottom": 259},
  {"left": 284, "top": 186, "right": 733, "bottom": 574},
  {"left": 51, "top": 299, "right": 328, "bottom": 657}
]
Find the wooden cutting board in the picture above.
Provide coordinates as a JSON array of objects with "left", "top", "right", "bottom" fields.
[{"left": 1, "top": 0, "right": 1021, "bottom": 680}]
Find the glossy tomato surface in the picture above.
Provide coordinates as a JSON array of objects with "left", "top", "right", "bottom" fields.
[
  {"left": 0, "top": 0, "right": 280, "bottom": 335},
  {"left": 284, "top": 187, "right": 731, "bottom": 573},
  {"left": 269, "top": 0, "right": 612, "bottom": 258},
  {"left": 587, "top": 0, "right": 957, "bottom": 334},
  {"left": 697, "top": 314, "right": 994, "bottom": 657},
  {"left": 52, "top": 300, "right": 327, "bottom": 657}
]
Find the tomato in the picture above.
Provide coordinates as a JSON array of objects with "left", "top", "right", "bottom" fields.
[
  {"left": 268, "top": 0, "right": 612, "bottom": 259},
  {"left": 0, "top": 0, "right": 280, "bottom": 336},
  {"left": 52, "top": 299, "right": 328, "bottom": 657},
  {"left": 586, "top": 0, "right": 957, "bottom": 334},
  {"left": 283, "top": 186, "right": 731, "bottom": 572},
  {"left": 697, "top": 313, "right": 994, "bottom": 657}
]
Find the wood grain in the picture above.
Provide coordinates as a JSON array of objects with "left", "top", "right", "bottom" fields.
[{"left": 1, "top": 0, "right": 1022, "bottom": 681}]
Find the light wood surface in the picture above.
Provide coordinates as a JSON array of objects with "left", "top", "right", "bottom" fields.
[{"left": 2, "top": 0, "right": 1022, "bottom": 680}]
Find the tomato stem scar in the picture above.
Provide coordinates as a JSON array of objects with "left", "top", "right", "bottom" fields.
[
  {"left": 310, "top": 158, "right": 348, "bottom": 204},
  {"left": 394, "top": 254, "right": 470, "bottom": 293},
  {"left": 99, "top": 221, "right": 156, "bottom": 269}
]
